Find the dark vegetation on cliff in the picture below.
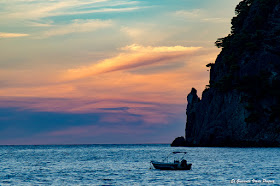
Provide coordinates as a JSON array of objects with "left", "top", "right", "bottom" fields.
[{"left": 172, "top": 0, "right": 280, "bottom": 147}]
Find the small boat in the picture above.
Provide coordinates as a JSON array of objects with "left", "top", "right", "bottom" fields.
[{"left": 151, "top": 151, "right": 192, "bottom": 170}]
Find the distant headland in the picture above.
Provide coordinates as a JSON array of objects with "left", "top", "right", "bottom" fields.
[{"left": 172, "top": 0, "right": 280, "bottom": 147}]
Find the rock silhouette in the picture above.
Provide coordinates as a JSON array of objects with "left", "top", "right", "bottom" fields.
[{"left": 172, "top": 0, "right": 280, "bottom": 147}]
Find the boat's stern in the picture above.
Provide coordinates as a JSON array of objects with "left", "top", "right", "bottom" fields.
[{"left": 187, "top": 163, "right": 192, "bottom": 170}]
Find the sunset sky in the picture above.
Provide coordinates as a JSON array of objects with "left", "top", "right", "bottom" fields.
[{"left": 0, "top": 0, "right": 240, "bottom": 145}]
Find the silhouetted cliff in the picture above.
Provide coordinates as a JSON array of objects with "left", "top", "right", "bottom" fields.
[{"left": 172, "top": 0, "right": 280, "bottom": 147}]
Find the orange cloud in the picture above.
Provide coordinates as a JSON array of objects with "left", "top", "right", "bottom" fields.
[
  {"left": 0, "top": 46, "right": 218, "bottom": 118},
  {"left": 0, "top": 32, "right": 29, "bottom": 38},
  {"left": 0, "top": 47, "right": 217, "bottom": 106},
  {"left": 61, "top": 44, "right": 202, "bottom": 80},
  {"left": 0, "top": 84, "right": 75, "bottom": 98}
]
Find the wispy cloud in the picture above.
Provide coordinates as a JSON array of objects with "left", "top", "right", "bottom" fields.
[
  {"left": 121, "top": 44, "right": 196, "bottom": 52},
  {"left": 61, "top": 44, "right": 202, "bottom": 80},
  {"left": 121, "top": 26, "right": 143, "bottom": 38},
  {"left": 41, "top": 19, "right": 113, "bottom": 38},
  {"left": 175, "top": 9, "right": 201, "bottom": 18},
  {"left": 28, "top": 21, "right": 54, "bottom": 27},
  {"left": 174, "top": 9, "right": 229, "bottom": 23},
  {"left": 201, "top": 18, "right": 228, "bottom": 23},
  {"left": 120, "top": 25, "right": 169, "bottom": 43},
  {"left": 2, "top": 0, "right": 141, "bottom": 21},
  {"left": 0, "top": 32, "right": 29, "bottom": 38}
]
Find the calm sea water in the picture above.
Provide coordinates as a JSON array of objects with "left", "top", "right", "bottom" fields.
[{"left": 0, "top": 144, "right": 279, "bottom": 185}]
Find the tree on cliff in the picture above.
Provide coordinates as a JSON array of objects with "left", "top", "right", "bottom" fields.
[{"left": 172, "top": 0, "right": 280, "bottom": 147}]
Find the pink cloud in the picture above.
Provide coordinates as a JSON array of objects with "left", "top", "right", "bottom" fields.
[{"left": 48, "top": 124, "right": 151, "bottom": 137}]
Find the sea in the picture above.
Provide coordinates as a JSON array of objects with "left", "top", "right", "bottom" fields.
[{"left": 0, "top": 144, "right": 279, "bottom": 185}]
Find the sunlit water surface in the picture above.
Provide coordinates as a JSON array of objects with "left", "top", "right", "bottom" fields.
[{"left": 0, "top": 144, "right": 279, "bottom": 185}]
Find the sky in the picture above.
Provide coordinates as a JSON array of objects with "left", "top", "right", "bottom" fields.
[{"left": 0, "top": 0, "right": 240, "bottom": 145}]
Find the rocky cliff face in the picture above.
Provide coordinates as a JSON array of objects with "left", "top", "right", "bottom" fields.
[{"left": 172, "top": 0, "right": 280, "bottom": 147}]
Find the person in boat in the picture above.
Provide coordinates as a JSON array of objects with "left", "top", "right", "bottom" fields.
[{"left": 181, "top": 159, "right": 187, "bottom": 168}]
